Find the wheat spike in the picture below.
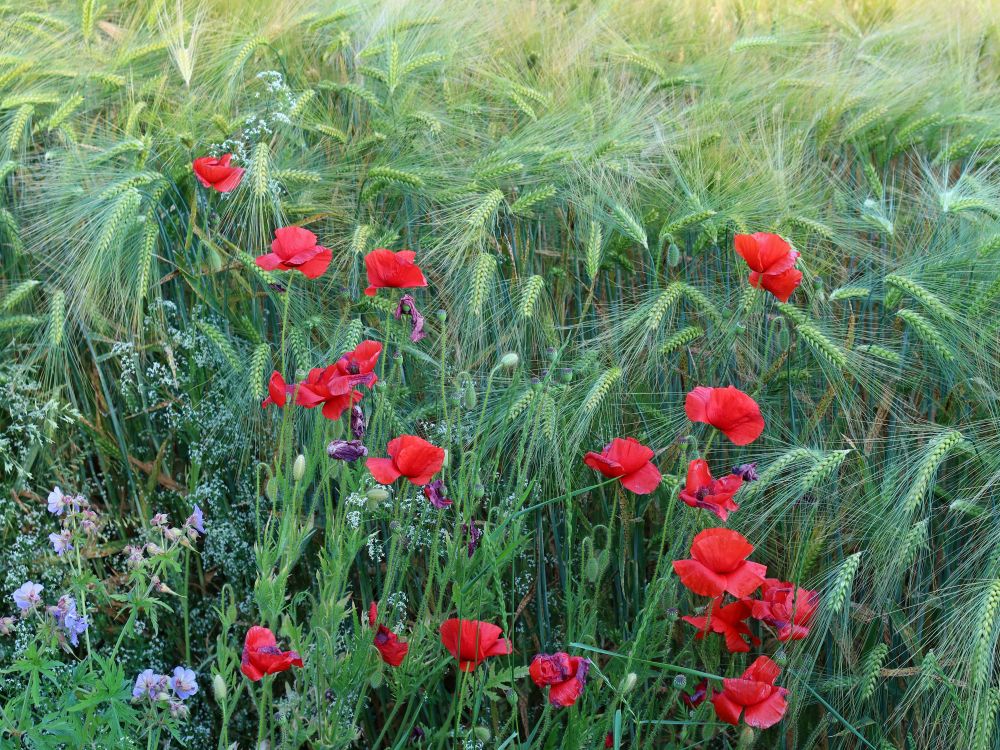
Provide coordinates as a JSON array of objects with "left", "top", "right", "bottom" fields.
[
  {"left": 95, "top": 189, "right": 141, "bottom": 257},
  {"left": 885, "top": 274, "right": 955, "bottom": 320},
  {"left": 250, "top": 142, "right": 271, "bottom": 199},
  {"left": 658, "top": 325, "right": 703, "bottom": 355},
  {"left": 0, "top": 208, "right": 22, "bottom": 254},
  {"left": 469, "top": 253, "right": 496, "bottom": 317},
  {"left": 896, "top": 308, "right": 955, "bottom": 361},
  {"left": 644, "top": 283, "right": 684, "bottom": 331},
  {"left": 196, "top": 320, "right": 241, "bottom": 370},
  {"left": 583, "top": 367, "right": 622, "bottom": 414},
  {"left": 137, "top": 219, "right": 158, "bottom": 303},
  {"left": 519, "top": 275, "right": 545, "bottom": 319},
  {"left": 585, "top": 223, "right": 603, "bottom": 281},
  {"left": 800, "top": 449, "right": 850, "bottom": 492},
  {"left": 249, "top": 343, "right": 271, "bottom": 401},
  {"left": 47, "top": 289, "right": 65, "bottom": 348},
  {"left": 506, "top": 389, "right": 537, "bottom": 422},
  {"left": 830, "top": 286, "right": 871, "bottom": 301},
  {"left": 902, "top": 430, "right": 966, "bottom": 514},
  {"left": 679, "top": 283, "right": 723, "bottom": 326},
  {"left": 510, "top": 185, "right": 557, "bottom": 215},
  {"left": 797, "top": 324, "right": 849, "bottom": 370},
  {"left": 0, "top": 279, "right": 39, "bottom": 311},
  {"left": 860, "top": 643, "right": 889, "bottom": 701},
  {"left": 467, "top": 189, "right": 505, "bottom": 230},
  {"left": 612, "top": 203, "right": 647, "bottom": 248},
  {"left": 43, "top": 93, "right": 84, "bottom": 131},
  {"left": 6, "top": 105, "right": 34, "bottom": 152},
  {"left": 829, "top": 552, "right": 861, "bottom": 615}
]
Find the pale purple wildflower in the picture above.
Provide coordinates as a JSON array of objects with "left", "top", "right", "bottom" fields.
[
  {"left": 12, "top": 581, "right": 43, "bottom": 612},
  {"left": 124, "top": 545, "right": 144, "bottom": 567},
  {"left": 47, "top": 487, "right": 66, "bottom": 515},
  {"left": 49, "top": 530, "right": 73, "bottom": 556},
  {"left": 185, "top": 505, "right": 205, "bottom": 536},
  {"left": 170, "top": 666, "right": 198, "bottom": 699},
  {"left": 133, "top": 669, "right": 168, "bottom": 700},
  {"left": 150, "top": 513, "right": 168, "bottom": 528}
]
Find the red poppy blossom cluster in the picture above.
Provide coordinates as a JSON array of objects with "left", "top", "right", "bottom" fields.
[
  {"left": 529, "top": 652, "right": 590, "bottom": 707},
  {"left": 734, "top": 232, "right": 803, "bottom": 303},
  {"left": 262, "top": 340, "right": 382, "bottom": 420},
  {"left": 679, "top": 459, "right": 743, "bottom": 521},
  {"left": 583, "top": 437, "right": 662, "bottom": 494},
  {"left": 367, "top": 435, "right": 445, "bottom": 486},
  {"left": 240, "top": 626, "right": 303, "bottom": 681},
  {"left": 364, "top": 248, "right": 428, "bottom": 296}
]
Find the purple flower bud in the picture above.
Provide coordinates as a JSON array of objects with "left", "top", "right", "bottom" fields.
[
  {"left": 185, "top": 504, "right": 205, "bottom": 535},
  {"left": 411, "top": 726, "right": 426, "bottom": 742},
  {"left": 49, "top": 530, "right": 73, "bottom": 556},
  {"left": 327, "top": 439, "right": 368, "bottom": 462},
  {"left": 150, "top": 513, "right": 168, "bottom": 528},
  {"left": 350, "top": 404, "right": 367, "bottom": 440},
  {"left": 133, "top": 669, "right": 168, "bottom": 700},
  {"left": 124, "top": 545, "right": 144, "bottom": 567},
  {"left": 0, "top": 616, "right": 15, "bottom": 635},
  {"left": 394, "top": 294, "right": 427, "bottom": 343},
  {"left": 462, "top": 519, "right": 482, "bottom": 557},
  {"left": 422, "top": 479, "right": 453, "bottom": 509},
  {"left": 731, "top": 462, "right": 759, "bottom": 482}
]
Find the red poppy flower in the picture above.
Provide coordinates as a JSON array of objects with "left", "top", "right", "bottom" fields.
[
  {"left": 363, "top": 249, "right": 428, "bottom": 296},
  {"left": 583, "top": 437, "right": 662, "bottom": 494},
  {"left": 710, "top": 656, "right": 789, "bottom": 729},
  {"left": 734, "top": 232, "right": 803, "bottom": 303},
  {"left": 255, "top": 226, "right": 332, "bottom": 279},
  {"left": 682, "top": 596, "right": 760, "bottom": 653},
  {"left": 605, "top": 733, "right": 614, "bottom": 748},
  {"left": 439, "top": 618, "right": 512, "bottom": 672},
  {"left": 368, "top": 600, "right": 379, "bottom": 627},
  {"left": 374, "top": 626, "right": 409, "bottom": 667},
  {"left": 529, "top": 652, "right": 591, "bottom": 707},
  {"left": 261, "top": 371, "right": 293, "bottom": 408},
  {"left": 296, "top": 341, "right": 382, "bottom": 420},
  {"left": 684, "top": 386, "right": 765, "bottom": 446},
  {"left": 672, "top": 528, "right": 766, "bottom": 598},
  {"left": 681, "top": 678, "right": 709, "bottom": 710},
  {"left": 240, "top": 626, "right": 304, "bottom": 681},
  {"left": 366, "top": 435, "right": 445, "bottom": 486},
  {"left": 192, "top": 153, "right": 245, "bottom": 192},
  {"left": 750, "top": 578, "right": 820, "bottom": 641},
  {"left": 679, "top": 459, "right": 743, "bottom": 521}
]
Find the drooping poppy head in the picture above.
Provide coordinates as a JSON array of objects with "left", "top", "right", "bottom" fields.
[
  {"left": 423, "top": 479, "right": 453, "bottom": 509},
  {"left": 529, "top": 652, "right": 591, "bottom": 707},
  {"left": 327, "top": 439, "right": 368, "bottom": 462},
  {"left": 262, "top": 371, "right": 292, "bottom": 408},
  {"left": 679, "top": 459, "right": 743, "bottom": 521},
  {"left": 364, "top": 249, "right": 428, "bottom": 296},
  {"left": 192, "top": 154, "right": 245, "bottom": 193},
  {"left": 734, "top": 233, "right": 803, "bottom": 303},
  {"left": 684, "top": 386, "right": 765, "bottom": 446},
  {"left": 672, "top": 527, "right": 766, "bottom": 598},
  {"left": 681, "top": 678, "right": 709, "bottom": 710},
  {"left": 750, "top": 578, "right": 820, "bottom": 641},
  {"left": 439, "top": 618, "right": 512, "bottom": 672},
  {"left": 240, "top": 626, "right": 304, "bottom": 681},
  {"left": 681, "top": 596, "right": 760, "bottom": 653},
  {"left": 368, "top": 601, "right": 378, "bottom": 627},
  {"left": 255, "top": 226, "right": 332, "bottom": 279},
  {"left": 366, "top": 435, "right": 445, "bottom": 486},
  {"left": 394, "top": 293, "right": 428, "bottom": 342},
  {"left": 583, "top": 437, "right": 662, "bottom": 494},
  {"left": 374, "top": 626, "right": 409, "bottom": 667},
  {"left": 710, "top": 655, "right": 789, "bottom": 729}
]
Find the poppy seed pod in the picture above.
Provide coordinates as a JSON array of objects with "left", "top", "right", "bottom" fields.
[
  {"left": 463, "top": 381, "right": 477, "bottom": 410},
  {"left": 499, "top": 352, "right": 520, "bottom": 369},
  {"left": 672, "top": 674, "right": 687, "bottom": 689},
  {"left": 293, "top": 454, "right": 306, "bottom": 481},
  {"left": 667, "top": 242, "right": 681, "bottom": 267},
  {"left": 265, "top": 477, "right": 279, "bottom": 503},
  {"left": 435, "top": 309, "right": 447, "bottom": 321},
  {"left": 473, "top": 483, "right": 485, "bottom": 499},
  {"left": 366, "top": 488, "right": 390, "bottom": 503},
  {"left": 212, "top": 674, "right": 227, "bottom": 703}
]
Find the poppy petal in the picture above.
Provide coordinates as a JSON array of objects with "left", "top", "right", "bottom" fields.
[
  {"left": 711, "top": 692, "right": 743, "bottom": 725},
  {"left": 672, "top": 559, "right": 727, "bottom": 597},
  {"left": 690, "top": 528, "right": 754, "bottom": 573},
  {"left": 255, "top": 253, "right": 284, "bottom": 271},
  {"left": 684, "top": 387, "right": 712, "bottom": 423},
  {"left": 367, "top": 457, "right": 402, "bottom": 484},
  {"left": 724, "top": 560, "right": 767, "bottom": 597},
  {"left": 743, "top": 689, "right": 788, "bottom": 729},
  {"left": 620, "top": 461, "right": 662, "bottom": 494}
]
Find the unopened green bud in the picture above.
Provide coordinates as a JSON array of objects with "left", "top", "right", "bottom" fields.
[
  {"left": 367, "top": 488, "right": 389, "bottom": 503},
  {"left": 667, "top": 242, "right": 681, "bottom": 267},
  {"left": 619, "top": 672, "right": 638, "bottom": 693},
  {"left": 435, "top": 309, "right": 447, "bottom": 322},
  {"left": 499, "top": 352, "right": 519, "bottom": 370},
  {"left": 472, "top": 727, "right": 491, "bottom": 742},
  {"left": 473, "top": 483, "right": 485, "bottom": 499},
  {"left": 463, "top": 381, "right": 477, "bottom": 409},
  {"left": 265, "top": 476, "right": 278, "bottom": 502},
  {"left": 293, "top": 454, "right": 306, "bottom": 481},
  {"left": 212, "top": 674, "right": 227, "bottom": 703}
]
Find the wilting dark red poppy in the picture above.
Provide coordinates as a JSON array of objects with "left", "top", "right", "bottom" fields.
[
  {"left": 710, "top": 656, "right": 789, "bottom": 729},
  {"left": 192, "top": 154, "right": 244, "bottom": 192},
  {"left": 681, "top": 678, "right": 709, "bottom": 710},
  {"left": 255, "top": 226, "right": 332, "bottom": 279},
  {"left": 364, "top": 249, "right": 428, "bottom": 296},
  {"left": 296, "top": 341, "right": 382, "bottom": 420},
  {"left": 262, "top": 371, "right": 292, "bottom": 408},
  {"left": 439, "top": 618, "right": 512, "bottom": 672},
  {"left": 679, "top": 459, "right": 743, "bottom": 521},
  {"left": 673, "top": 528, "right": 766, "bottom": 598},
  {"left": 240, "top": 626, "right": 303, "bottom": 681},
  {"left": 529, "top": 652, "right": 590, "bottom": 707},
  {"left": 684, "top": 386, "right": 765, "bottom": 446},
  {"left": 682, "top": 596, "right": 760, "bottom": 653},
  {"left": 734, "top": 232, "right": 803, "bottom": 303},
  {"left": 750, "top": 578, "right": 820, "bottom": 641},
  {"left": 423, "top": 479, "right": 452, "bottom": 509},
  {"left": 367, "top": 435, "right": 445, "bottom": 486},
  {"left": 605, "top": 733, "right": 614, "bottom": 748},
  {"left": 394, "top": 293, "right": 427, "bottom": 342},
  {"left": 583, "top": 437, "right": 662, "bottom": 494}
]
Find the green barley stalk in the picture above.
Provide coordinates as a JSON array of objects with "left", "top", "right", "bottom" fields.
[
  {"left": 659, "top": 325, "right": 703, "bottom": 355},
  {"left": 42, "top": 93, "right": 84, "bottom": 131},
  {"left": 797, "top": 324, "right": 849, "bottom": 370},
  {"left": 840, "top": 105, "right": 888, "bottom": 142},
  {"left": 196, "top": 320, "right": 242, "bottom": 371},
  {"left": 884, "top": 275, "right": 955, "bottom": 320},
  {"left": 776, "top": 301, "right": 810, "bottom": 326},
  {"left": 506, "top": 389, "right": 537, "bottom": 422},
  {"left": 350, "top": 224, "right": 373, "bottom": 255},
  {"left": 0, "top": 160, "right": 15, "bottom": 181},
  {"left": 679, "top": 283, "right": 723, "bottom": 326},
  {"left": 855, "top": 344, "right": 902, "bottom": 364},
  {"left": 785, "top": 215, "right": 835, "bottom": 240},
  {"left": 799, "top": 450, "right": 850, "bottom": 492},
  {"left": 977, "top": 235, "right": 1000, "bottom": 257},
  {"left": 0, "top": 280, "right": 39, "bottom": 311},
  {"left": 730, "top": 35, "right": 778, "bottom": 52},
  {"left": 612, "top": 203, "right": 647, "bottom": 248},
  {"left": 898, "top": 518, "right": 929, "bottom": 571},
  {"left": 859, "top": 643, "right": 889, "bottom": 702},
  {"left": 0, "top": 208, "right": 22, "bottom": 254},
  {"left": 228, "top": 36, "right": 267, "bottom": 80},
  {"left": 250, "top": 343, "right": 271, "bottom": 401},
  {"left": 251, "top": 142, "right": 271, "bottom": 199},
  {"left": 0, "top": 315, "right": 42, "bottom": 332},
  {"left": 368, "top": 166, "right": 424, "bottom": 189},
  {"left": 47, "top": 289, "right": 65, "bottom": 348},
  {"left": 475, "top": 160, "right": 523, "bottom": 181},
  {"left": 585, "top": 223, "right": 603, "bottom": 282},
  {"left": 662, "top": 209, "right": 716, "bottom": 239},
  {"left": 583, "top": 366, "right": 622, "bottom": 414},
  {"left": 137, "top": 219, "right": 158, "bottom": 303},
  {"left": 972, "top": 689, "right": 1000, "bottom": 750},
  {"left": 518, "top": 275, "right": 545, "bottom": 319},
  {"left": 971, "top": 580, "right": 1000, "bottom": 693},
  {"left": 896, "top": 309, "right": 955, "bottom": 361},
  {"left": 6, "top": 105, "right": 34, "bottom": 152},
  {"left": 469, "top": 252, "right": 497, "bottom": 317},
  {"left": 467, "top": 189, "right": 505, "bottom": 230},
  {"left": 829, "top": 552, "right": 862, "bottom": 615},
  {"left": 902, "top": 430, "right": 966, "bottom": 514},
  {"left": 970, "top": 277, "right": 1000, "bottom": 318},
  {"left": 510, "top": 185, "right": 557, "bottom": 215},
  {"left": 829, "top": 286, "right": 871, "bottom": 302},
  {"left": 274, "top": 170, "right": 322, "bottom": 186},
  {"left": 95, "top": 189, "right": 141, "bottom": 257},
  {"left": 644, "top": 283, "right": 684, "bottom": 331}
]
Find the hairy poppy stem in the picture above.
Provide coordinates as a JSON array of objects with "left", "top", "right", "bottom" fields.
[{"left": 568, "top": 643, "right": 722, "bottom": 681}]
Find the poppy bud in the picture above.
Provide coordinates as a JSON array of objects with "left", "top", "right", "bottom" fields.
[
  {"left": 293, "top": 454, "right": 306, "bottom": 481},
  {"left": 212, "top": 674, "right": 227, "bottom": 703},
  {"left": 559, "top": 368, "right": 573, "bottom": 383},
  {"left": 545, "top": 346, "right": 558, "bottom": 361},
  {"left": 737, "top": 726, "right": 756, "bottom": 749},
  {"left": 774, "top": 648, "right": 788, "bottom": 666},
  {"left": 435, "top": 309, "right": 447, "bottom": 322},
  {"left": 585, "top": 556, "right": 600, "bottom": 582},
  {"left": 265, "top": 476, "right": 278, "bottom": 502},
  {"left": 667, "top": 242, "right": 681, "bottom": 267},
  {"left": 499, "top": 352, "right": 520, "bottom": 370},
  {"left": 672, "top": 674, "right": 686, "bottom": 689},
  {"left": 618, "top": 672, "right": 638, "bottom": 694},
  {"left": 463, "top": 381, "right": 477, "bottom": 409},
  {"left": 367, "top": 488, "right": 390, "bottom": 503},
  {"left": 473, "top": 483, "right": 485, "bottom": 499},
  {"left": 369, "top": 670, "right": 383, "bottom": 689},
  {"left": 472, "top": 727, "right": 491, "bottom": 742}
]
